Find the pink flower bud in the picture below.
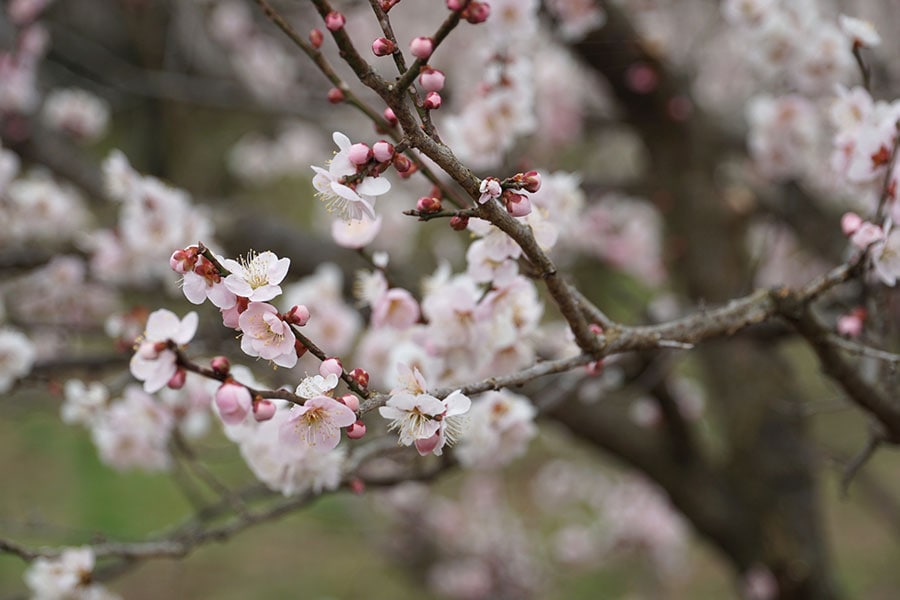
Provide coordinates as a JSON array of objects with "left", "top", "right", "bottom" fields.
[
  {"left": 392, "top": 153, "right": 412, "bottom": 173},
  {"left": 850, "top": 221, "right": 884, "bottom": 249},
  {"left": 380, "top": 0, "right": 399, "bottom": 12},
  {"left": 478, "top": 177, "right": 502, "bottom": 203},
  {"left": 349, "top": 478, "right": 366, "bottom": 494},
  {"left": 450, "top": 215, "right": 469, "bottom": 230},
  {"left": 589, "top": 323, "right": 603, "bottom": 335},
  {"left": 410, "top": 36, "right": 434, "bottom": 60},
  {"left": 346, "top": 419, "right": 367, "bottom": 439},
  {"left": 167, "top": 368, "right": 187, "bottom": 390},
  {"left": 522, "top": 170, "right": 541, "bottom": 193},
  {"left": 170, "top": 247, "right": 198, "bottom": 273},
  {"left": 504, "top": 191, "right": 532, "bottom": 217},
  {"left": 417, "top": 196, "right": 442, "bottom": 213},
  {"left": 349, "top": 367, "right": 369, "bottom": 389},
  {"left": 285, "top": 304, "right": 311, "bottom": 326},
  {"left": 372, "top": 140, "right": 395, "bottom": 162},
  {"left": 327, "top": 87, "right": 345, "bottom": 104},
  {"left": 325, "top": 11, "right": 345, "bottom": 31},
  {"left": 446, "top": 0, "right": 465, "bottom": 10},
  {"left": 383, "top": 107, "right": 398, "bottom": 126},
  {"left": 320, "top": 357, "right": 344, "bottom": 378},
  {"left": 841, "top": 211, "right": 862, "bottom": 236},
  {"left": 253, "top": 399, "right": 277, "bottom": 422},
  {"left": 210, "top": 355, "right": 231, "bottom": 375},
  {"left": 423, "top": 91, "right": 442, "bottom": 110},
  {"left": 309, "top": 28, "right": 324, "bottom": 49},
  {"left": 215, "top": 381, "right": 252, "bottom": 425},
  {"left": 348, "top": 142, "right": 373, "bottom": 165},
  {"left": 339, "top": 394, "right": 360, "bottom": 412},
  {"left": 837, "top": 314, "right": 864, "bottom": 338},
  {"left": 462, "top": 1, "right": 490, "bottom": 23},
  {"left": 418, "top": 67, "right": 445, "bottom": 92},
  {"left": 372, "top": 37, "right": 396, "bottom": 56},
  {"left": 626, "top": 63, "right": 659, "bottom": 94}
]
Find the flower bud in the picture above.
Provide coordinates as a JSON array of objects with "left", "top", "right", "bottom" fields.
[
  {"left": 372, "top": 140, "right": 395, "bottom": 162},
  {"left": 327, "top": 87, "right": 345, "bottom": 104},
  {"left": 319, "top": 357, "right": 344, "bottom": 378},
  {"left": 521, "top": 170, "right": 541, "bottom": 193},
  {"left": 423, "top": 91, "right": 442, "bottom": 110},
  {"left": 418, "top": 67, "right": 445, "bottom": 92},
  {"left": 309, "top": 28, "right": 324, "bottom": 49},
  {"left": 210, "top": 355, "right": 231, "bottom": 375},
  {"left": 253, "top": 399, "right": 277, "bottom": 422},
  {"left": 167, "top": 368, "right": 187, "bottom": 390},
  {"left": 346, "top": 419, "right": 367, "bottom": 439},
  {"left": 339, "top": 393, "right": 360, "bottom": 412},
  {"left": 215, "top": 381, "right": 252, "bottom": 425},
  {"left": 372, "top": 37, "right": 396, "bottom": 56},
  {"left": 392, "top": 153, "right": 412, "bottom": 173},
  {"left": 383, "top": 107, "right": 398, "bottom": 126},
  {"left": 462, "top": 1, "right": 490, "bottom": 23},
  {"left": 446, "top": 0, "right": 465, "bottom": 10},
  {"left": 504, "top": 191, "right": 532, "bottom": 218},
  {"left": 348, "top": 142, "right": 373, "bottom": 165},
  {"left": 409, "top": 36, "right": 434, "bottom": 60},
  {"left": 380, "top": 0, "right": 399, "bottom": 11},
  {"left": 841, "top": 211, "right": 862, "bottom": 236},
  {"left": 325, "top": 11, "right": 345, "bottom": 31},
  {"left": 417, "top": 196, "right": 442, "bottom": 213},
  {"left": 349, "top": 367, "right": 369, "bottom": 390},
  {"left": 285, "top": 304, "right": 311, "bottom": 326},
  {"left": 170, "top": 246, "right": 198, "bottom": 274},
  {"left": 450, "top": 215, "right": 469, "bottom": 231}
]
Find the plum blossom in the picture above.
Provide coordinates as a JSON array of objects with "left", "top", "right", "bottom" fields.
[
  {"left": 371, "top": 288, "right": 421, "bottom": 330},
  {"left": 296, "top": 372, "right": 339, "bottom": 398},
  {"left": 24, "top": 546, "right": 121, "bottom": 600},
  {"left": 129, "top": 309, "right": 198, "bottom": 393},
  {"left": 221, "top": 250, "right": 290, "bottom": 301},
  {"left": 90, "top": 385, "right": 174, "bottom": 471},
  {"left": 280, "top": 395, "right": 356, "bottom": 452},
  {"left": 873, "top": 228, "right": 900, "bottom": 286},
  {"left": 838, "top": 14, "right": 881, "bottom": 48},
  {"left": 180, "top": 251, "right": 237, "bottom": 309},
  {"left": 0, "top": 327, "right": 36, "bottom": 393},
  {"left": 41, "top": 88, "right": 110, "bottom": 143},
  {"left": 214, "top": 380, "right": 253, "bottom": 425},
  {"left": 61, "top": 379, "right": 109, "bottom": 426},
  {"left": 330, "top": 215, "right": 382, "bottom": 248},
  {"left": 379, "top": 365, "right": 471, "bottom": 455},
  {"left": 455, "top": 390, "right": 537, "bottom": 469},
  {"left": 238, "top": 301, "right": 298, "bottom": 368},
  {"left": 312, "top": 132, "right": 391, "bottom": 221}
]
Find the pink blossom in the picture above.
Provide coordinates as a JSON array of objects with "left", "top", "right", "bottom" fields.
[
  {"left": 280, "top": 395, "right": 356, "bottom": 452},
  {"left": 841, "top": 212, "right": 862, "bottom": 236},
  {"left": 873, "top": 228, "right": 900, "bottom": 286},
  {"left": 312, "top": 132, "right": 391, "bottom": 221},
  {"left": 129, "top": 309, "right": 198, "bottom": 393},
  {"left": 222, "top": 250, "right": 290, "bottom": 302},
  {"left": 371, "top": 288, "right": 421, "bottom": 329},
  {"left": 182, "top": 255, "right": 237, "bottom": 309},
  {"left": 478, "top": 177, "right": 502, "bottom": 204},
  {"left": 215, "top": 381, "right": 253, "bottom": 425},
  {"left": 331, "top": 215, "right": 382, "bottom": 248},
  {"left": 850, "top": 221, "right": 884, "bottom": 249},
  {"left": 238, "top": 302, "right": 298, "bottom": 368}
]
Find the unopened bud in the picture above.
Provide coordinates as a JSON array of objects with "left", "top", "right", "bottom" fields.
[
  {"left": 348, "top": 143, "right": 373, "bottom": 166},
  {"left": 392, "top": 153, "right": 412, "bottom": 173},
  {"left": 346, "top": 419, "right": 367, "bottom": 439},
  {"left": 410, "top": 36, "right": 434, "bottom": 60},
  {"left": 327, "top": 87, "right": 345, "bottom": 104},
  {"left": 253, "top": 399, "right": 277, "bottom": 422},
  {"left": 383, "top": 107, "right": 398, "bottom": 126},
  {"left": 521, "top": 170, "right": 541, "bottom": 193},
  {"left": 423, "top": 91, "right": 442, "bottom": 110},
  {"left": 446, "top": 0, "right": 465, "bottom": 10},
  {"left": 169, "top": 246, "right": 198, "bottom": 274},
  {"left": 417, "top": 196, "right": 442, "bottom": 213},
  {"left": 349, "top": 367, "right": 369, "bottom": 390},
  {"left": 372, "top": 140, "right": 395, "bottom": 162},
  {"left": 841, "top": 211, "right": 862, "bottom": 236},
  {"left": 372, "top": 37, "right": 396, "bottom": 56},
  {"left": 339, "top": 394, "right": 360, "bottom": 412},
  {"left": 325, "top": 11, "right": 346, "bottom": 31},
  {"left": 450, "top": 215, "right": 469, "bottom": 231},
  {"left": 462, "top": 1, "right": 490, "bottom": 23},
  {"left": 285, "top": 305, "right": 311, "bottom": 326},
  {"left": 167, "top": 368, "right": 187, "bottom": 390},
  {"left": 504, "top": 191, "right": 532, "bottom": 218},
  {"left": 418, "top": 67, "right": 445, "bottom": 92},
  {"left": 309, "top": 28, "right": 324, "bottom": 49},
  {"left": 319, "top": 357, "right": 343, "bottom": 378},
  {"left": 210, "top": 355, "right": 231, "bottom": 375}
]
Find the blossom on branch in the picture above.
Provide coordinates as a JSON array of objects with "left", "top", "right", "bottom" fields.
[
  {"left": 129, "top": 309, "right": 198, "bottom": 393},
  {"left": 312, "top": 132, "right": 391, "bottom": 222},
  {"left": 280, "top": 395, "right": 356, "bottom": 452},
  {"left": 238, "top": 301, "right": 298, "bottom": 368}
]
